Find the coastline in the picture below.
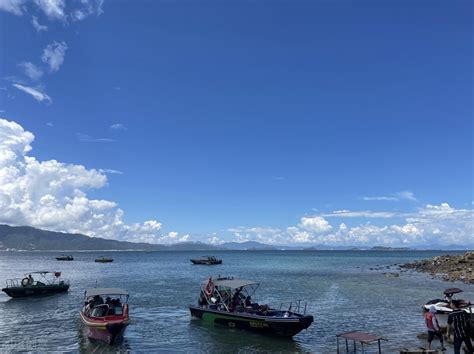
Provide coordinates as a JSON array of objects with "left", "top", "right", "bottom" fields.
[{"left": 400, "top": 251, "right": 474, "bottom": 284}]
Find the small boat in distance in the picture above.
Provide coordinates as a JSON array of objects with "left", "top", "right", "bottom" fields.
[
  {"left": 190, "top": 255, "right": 222, "bottom": 265},
  {"left": 80, "top": 288, "right": 130, "bottom": 345},
  {"left": 1, "top": 271, "right": 69, "bottom": 298},
  {"left": 56, "top": 255, "right": 74, "bottom": 261},
  {"left": 95, "top": 256, "right": 114, "bottom": 263},
  {"left": 189, "top": 276, "right": 314, "bottom": 337},
  {"left": 423, "top": 287, "right": 474, "bottom": 314}
]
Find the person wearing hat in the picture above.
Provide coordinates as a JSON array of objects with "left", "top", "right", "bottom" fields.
[{"left": 425, "top": 305, "right": 446, "bottom": 351}]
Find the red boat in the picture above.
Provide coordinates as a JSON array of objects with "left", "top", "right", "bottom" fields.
[{"left": 79, "top": 288, "right": 130, "bottom": 345}]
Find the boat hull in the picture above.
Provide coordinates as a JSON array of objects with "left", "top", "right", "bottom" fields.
[
  {"left": 190, "top": 260, "right": 222, "bottom": 265},
  {"left": 1, "top": 284, "right": 69, "bottom": 298},
  {"left": 189, "top": 306, "right": 313, "bottom": 337},
  {"left": 80, "top": 311, "right": 129, "bottom": 345}
]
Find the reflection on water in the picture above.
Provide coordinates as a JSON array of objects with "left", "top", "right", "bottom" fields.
[{"left": 0, "top": 250, "right": 473, "bottom": 352}]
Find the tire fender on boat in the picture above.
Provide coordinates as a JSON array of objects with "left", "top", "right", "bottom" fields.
[
  {"left": 21, "top": 278, "right": 29, "bottom": 287},
  {"left": 204, "top": 277, "right": 214, "bottom": 297}
]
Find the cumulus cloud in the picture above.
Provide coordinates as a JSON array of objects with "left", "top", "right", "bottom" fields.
[
  {"left": 31, "top": 15, "right": 48, "bottom": 31},
  {"left": 0, "top": 118, "right": 171, "bottom": 244},
  {"left": 42, "top": 41, "right": 67, "bottom": 72},
  {"left": 19, "top": 62, "right": 44, "bottom": 81},
  {"left": 0, "top": 0, "right": 26, "bottom": 15},
  {"left": 228, "top": 204, "right": 473, "bottom": 247},
  {"left": 12, "top": 84, "right": 52, "bottom": 103}
]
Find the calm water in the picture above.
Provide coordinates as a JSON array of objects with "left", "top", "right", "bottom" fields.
[{"left": 0, "top": 250, "right": 473, "bottom": 353}]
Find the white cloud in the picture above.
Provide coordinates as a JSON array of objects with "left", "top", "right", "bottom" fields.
[
  {"left": 299, "top": 216, "right": 332, "bottom": 233},
  {"left": 42, "top": 41, "right": 67, "bottom": 73},
  {"left": 362, "top": 190, "right": 417, "bottom": 202},
  {"left": 0, "top": 0, "right": 26, "bottom": 15},
  {"left": 0, "top": 118, "right": 168, "bottom": 244},
  {"left": 34, "top": 0, "right": 65, "bottom": 20},
  {"left": 19, "top": 62, "right": 44, "bottom": 81},
  {"left": 322, "top": 210, "right": 399, "bottom": 218},
  {"left": 110, "top": 123, "right": 127, "bottom": 131},
  {"left": 46, "top": 122, "right": 54, "bottom": 127},
  {"left": 99, "top": 168, "right": 123, "bottom": 175},
  {"left": 227, "top": 204, "right": 473, "bottom": 247},
  {"left": 76, "top": 133, "right": 115, "bottom": 143},
  {"left": 12, "top": 83, "right": 52, "bottom": 103},
  {"left": 31, "top": 15, "right": 48, "bottom": 31}
]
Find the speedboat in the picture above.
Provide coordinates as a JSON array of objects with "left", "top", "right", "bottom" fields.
[
  {"left": 190, "top": 256, "right": 222, "bottom": 265},
  {"left": 423, "top": 287, "right": 473, "bottom": 314},
  {"left": 56, "top": 255, "right": 74, "bottom": 261},
  {"left": 1, "top": 271, "right": 69, "bottom": 298},
  {"left": 80, "top": 288, "right": 130, "bottom": 345},
  {"left": 95, "top": 256, "right": 114, "bottom": 263},
  {"left": 189, "top": 276, "right": 314, "bottom": 337}
]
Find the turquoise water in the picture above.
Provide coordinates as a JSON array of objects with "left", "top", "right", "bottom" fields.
[{"left": 0, "top": 250, "right": 473, "bottom": 353}]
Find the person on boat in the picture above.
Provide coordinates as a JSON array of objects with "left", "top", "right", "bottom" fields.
[
  {"left": 245, "top": 295, "right": 252, "bottom": 307},
  {"left": 232, "top": 288, "right": 243, "bottom": 309},
  {"left": 447, "top": 300, "right": 473, "bottom": 354},
  {"left": 425, "top": 305, "right": 446, "bottom": 351},
  {"left": 92, "top": 295, "right": 104, "bottom": 307},
  {"left": 28, "top": 274, "right": 34, "bottom": 285}
]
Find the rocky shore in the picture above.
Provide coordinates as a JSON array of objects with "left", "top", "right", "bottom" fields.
[{"left": 400, "top": 251, "right": 474, "bottom": 284}]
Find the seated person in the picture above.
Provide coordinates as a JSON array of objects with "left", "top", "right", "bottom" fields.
[{"left": 245, "top": 296, "right": 252, "bottom": 307}]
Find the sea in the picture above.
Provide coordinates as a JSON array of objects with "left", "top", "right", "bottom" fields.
[{"left": 0, "top": 250, "right": 473, "bottom": 353}]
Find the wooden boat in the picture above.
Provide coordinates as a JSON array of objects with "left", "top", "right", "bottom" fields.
[
  {"left": 190, "top": 256, "right": 222, "bottom": 265},
  {"left": 80, "top": 288, "right": 130, "bottom": 345},
  {"left": 1, "top": 271, "right": 69, "bottom": 298},
  {"left": 56, "top": 255, "right": 74, "bottom": 261},
  {"left": 95, "top": 256, "right": 114, "bottom": 263},
  {"left": 189, "top": 276, "right": 313, "bottom": 337}
]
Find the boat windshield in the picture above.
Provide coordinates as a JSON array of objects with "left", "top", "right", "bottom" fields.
[{"left": 199, "top": 277, "right": 260, "bottom": 312}]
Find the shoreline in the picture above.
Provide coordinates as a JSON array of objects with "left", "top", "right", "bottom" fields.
[{"left": 400, "top": 251, "right": 474, "bottom": 284}]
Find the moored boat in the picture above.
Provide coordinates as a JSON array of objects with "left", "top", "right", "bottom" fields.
[
  {"left": 423, "top": 288, "right": 474, "bottom": 314},
  {"left": 56, "top": 255, "right": 74, "bottom": 261},
  {"left": 190, "top": 256, "right": 222, "bottom": 265},
  {"left": 1, "top": 271, "right": 69, "bottom": 298},
  {"left": 189, "top": 276, "right": 313, "bottom": 337},
  {"left": 95, "top": 256, "right": 114, "bottom": 263},
  {"left": 80, "top": 288, "right": 130, "bottom": 345}
]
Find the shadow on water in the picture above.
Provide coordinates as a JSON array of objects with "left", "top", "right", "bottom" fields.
[{"left": 188, "top": 318, "right": 309, "bottom": 353}]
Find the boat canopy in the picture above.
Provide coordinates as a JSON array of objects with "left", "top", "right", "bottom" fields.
[
  {"left": 202, "top": 277, "right": 258, "bottom": 289},
  {"left": 85, "top": 288, "right": 129, "bottom": 297},
  {"left": 444, "top": 287, "right": 463, "bottom": 295}
]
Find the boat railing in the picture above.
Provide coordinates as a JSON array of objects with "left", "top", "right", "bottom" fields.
[
  {"left": 5, "top": 278, "right": 22, "bottom": 288},
  {"left": 4, "top": 277, "right": 69, "bottom": 288},
  {"left": 278, "top": 300, "right": 309, "bottom": 315}
]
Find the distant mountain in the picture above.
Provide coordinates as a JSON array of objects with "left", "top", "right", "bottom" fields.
[
  {"left": 166, "top": 242, "right": 219, "bottom": 251},
  {"left": 220, "top": 241, "right": 277, "bottom": 250},
  {"left": 0, "top": 224, "right": 166, "bottom": 251}
]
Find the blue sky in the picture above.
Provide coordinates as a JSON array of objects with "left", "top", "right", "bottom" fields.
[{"left": 0, "top": 0, "right": 472, "bottom": 247}]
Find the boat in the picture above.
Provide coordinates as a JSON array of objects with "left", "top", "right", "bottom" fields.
[
  {"left": 190, "top": 256, "right": 222, "bottom": 265},
  {"left": 95, "top": 256, "right": 114, "bottom": 263},
  {"left": 56, "top": 255, "right": 74, "bottom": 261},
  {"left": 189, "top": 276, "right": 314, "bottom": 337},
  {"left": 1, "top": 271, "right": 69, "bottom": 298},
  {"left": 79, "top": 288, "right": 130, "bottom": 345},
  {"left": 423, "top": 287, "right": 474, "bottom": 314}
]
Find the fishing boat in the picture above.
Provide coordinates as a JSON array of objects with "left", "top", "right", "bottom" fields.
[
  {"left": 189, "top": 276, "right": 313, "bottom": 337},
  {"left": 190, "top": 256, "right": 222, "bottom": 265},
  {"left": 95, "top": 256, "right": 114, "bottom": 263},
  {"left": 423, "top": 288, "right": 474, "bottom": 314},
  {"left": 56, "top": 255, "right": 74, "bottom": 261},
  {"left": 1, "top": 271, "right": 69, "bottom": 298},
  {"left": 79, "top": 288, "right": 130, "bottom": 345}
]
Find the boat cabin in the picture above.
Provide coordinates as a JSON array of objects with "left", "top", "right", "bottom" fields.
[{"left": 83, "top": 288, "right": 129, "bottom": 318}]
